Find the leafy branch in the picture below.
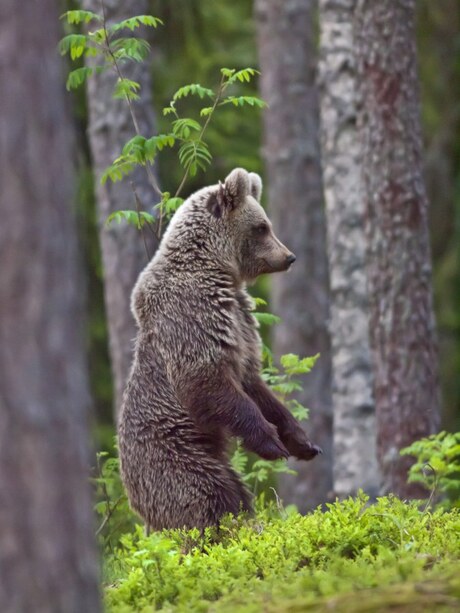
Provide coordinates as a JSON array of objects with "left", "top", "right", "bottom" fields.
[
  {"left": 173, "top": 73, "right": 226, "bottom": 198},
  {"left": 401, "top": 431, "right": 460, "bottom": 509},
  {"left": 60, "top": 5, "right": 266, "bottom": 243}
]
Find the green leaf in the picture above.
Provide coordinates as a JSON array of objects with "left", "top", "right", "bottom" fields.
[
  {"left": 221, "top": 96, "right": 267, "bottom": 109},
  {"left": 101, "top": 158, "right": 136, "bottom": 185},
  {"left": 66, "top": 67, "right": 93, "bottom": 90},
  {"left": 164, "top": 197, "right": 184, "bottom": 215},
  {"left": 280, "top": 353, "right": 320, "bottom": 375},
  {"left": 106, "top": 210, "right": 154, "bottom": 230},
  {"left": 121, "top": 135, "right": 147, "bottom": 163},
  {"left": 144, "top": 134, "right": 176, "bottom": 159},
  {"left": 253, "top": 297, "right": 268, "bottom": 307},
  {"left": 86, "top": 27, "right": 105, "bottom": 46},
  {"left": 231, "top": 444, "right": 249, "bottom": 475},
  {"left": 272, "top": 381, "right": 302, "bottom": 395},
  {"left": 111, "top": 38, "right": 151, "bottom": 63},
  {"left": 110, "top": 15, "right": 163, "bottom": 33},
  {"left": 200, "top": 107, "right": 213, "bottom": 117},
  {"left": 220, "top": 67, "right": 236, "bottom": 78},
  {"left": 113, "top": 78, "right": 141, "bottom": 101},
  {"left": 172, "top": 84, "right": 214, "bottom": 101},
  {"left": 155, "top": 196, "right": 184, "bottom": 219},
  {"left": 226, "top": 67, "right": 260, "bottom": 85},
  {"left": 61, "top": 10, "right": 101, "bottom": 25},
  {"left": 178, "top": 141, "right": 212, "bottom": 173},
  {"left": 163, "top": 105, "right": 178, "bottom": 117},
  {"left": 172, "top": 118, "right": 202, "bottom": 138},
  {"left": 289, "top": 400, "right": 309, "bottom": 421},
  {"left": 119, "top": 134, "right": 175, "bottom": 165},
  {"left": 253, "top": 312, "right": 281, "bottom": 326},
  {"left": 94, "top": 501, "right": 109, "bottom": 516},
  {"left": 59, "top": 34, "right": 87, "bottom": 60}
]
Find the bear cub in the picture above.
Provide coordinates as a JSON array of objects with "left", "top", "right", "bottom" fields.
[{"left": 118, "top": 168, "right": 321, "bottom": 531}]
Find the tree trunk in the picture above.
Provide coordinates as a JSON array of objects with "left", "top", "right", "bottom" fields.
[
  {"left": 255, "top": 0, "right": 333, "bottom": 510},
  {"left": 318, "top": 0, "right": 379, "bottom": 498},
  {"left": 82, "top": 0, "right": 160, "bottom": 417},
  {"left": 0, "top": 1, "right": 100, "bottom": 611},
  {"left": 354, "top": 0, "right": 441, "bottom": 497}
]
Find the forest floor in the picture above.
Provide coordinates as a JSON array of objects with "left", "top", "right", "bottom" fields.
[{"left": 102, "top": 494, "right": 460, "bottom": 612}]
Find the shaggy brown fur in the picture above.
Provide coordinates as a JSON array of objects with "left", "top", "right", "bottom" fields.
[{"left": 118, "top": 168, "right": 321, "bottom": 531}]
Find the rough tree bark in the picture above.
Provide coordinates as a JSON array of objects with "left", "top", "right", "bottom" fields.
[
  {"left": 255, "top": 0, "right": 333, "bottom": 510},
  {"left": 0, "top": 1, "right": 100, "bottom": 610},
  {"left": 354, "top": 0, "right": 441, "bottom": 496},
  {"left": 318, "top": 0, "right": 379, "bottom": 498},
  {"left": 83, "top": 0, "right": 159, "bottom": 416}
]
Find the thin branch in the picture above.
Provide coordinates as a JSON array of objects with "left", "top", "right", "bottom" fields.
[
  {"left": 100, "top": 0, "right": 162, "bottom": 200},
  {"left": 96, "top": 496, "right": 123, "bottom": 537},
  {"left": 174, "top": 74, "right": 227, "bottom": 198},
  {"left": 131, "top": 182, "right": 154, "bottom": 261},
  {"left": 98, "top": 2, "right": 233, "bottom": 239},
  {"left": 270, "top": 487, "right": 287, "bottom": 519},
  {"left": 422, "top": 463, "right": 438, "bottom": 513}
]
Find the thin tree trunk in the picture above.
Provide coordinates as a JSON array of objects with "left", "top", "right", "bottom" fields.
[
  {"left": 354, "top": 0, "right": 441, "bottom": 497},
  {"left": 318, "top": 0, "right": 379, "bottom": 498},
  {"left": 0, "top": 1, "right": 100, "bottom": 610},
  {"left": 83, "top": 0, "right": 160, "bottom": 417},
  {"left": 255, "top": 0, "right": 333, "bottom": 510}
]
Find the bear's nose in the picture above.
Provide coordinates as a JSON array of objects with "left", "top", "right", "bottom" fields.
[{"left": 286, "top": 253, "right": 296, "bottom": 265}]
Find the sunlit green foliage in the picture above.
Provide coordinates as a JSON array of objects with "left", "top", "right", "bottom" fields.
[
  {"left": 104, "top": 494, "right": 460, "bottom": 612},
  {"left": 93, "top": 450, "right": 138, "bottom": 549},
  {"left": 60, "top": 7, "right": 265, "bottom": 231},
  {"left": 150, "top": 0, "right": 264, "bottom": 188},
  {"left": 402, "top": 431, "right": 460, "bottom": 509},
  {"left": 105, "top": 210, "right": 155, "bottom": 230}
]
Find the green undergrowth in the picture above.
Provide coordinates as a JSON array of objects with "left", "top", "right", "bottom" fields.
[{"left": 104, "top": 494, "right": 460, "bottom": 612}]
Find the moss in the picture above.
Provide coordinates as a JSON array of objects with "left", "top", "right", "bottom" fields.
[{"left": 104, "top": 494, "right": 460, "bottom": 612}]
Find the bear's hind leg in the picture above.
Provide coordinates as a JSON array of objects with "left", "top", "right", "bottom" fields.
[{"left": 168, "top": 462, "right": 252, "bottom": 530}]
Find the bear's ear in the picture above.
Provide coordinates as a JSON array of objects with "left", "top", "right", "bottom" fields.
[
  {"left": 224, "top": 167, "right": 250, "bottom": 207},
  {"left": 206, "top": 168, "right": 250, "bottom": 218},
  {"left": 249, "top": 172, "right": 263, "bottom": 201}
]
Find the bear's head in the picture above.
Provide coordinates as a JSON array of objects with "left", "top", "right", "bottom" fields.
[{"left": 160, "top": 168, "right": 295, "bottom": 284}]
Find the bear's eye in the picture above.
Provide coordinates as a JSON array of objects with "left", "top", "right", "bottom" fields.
[{"left": 253, "top": 223, "right": 269, "bottom": 236}]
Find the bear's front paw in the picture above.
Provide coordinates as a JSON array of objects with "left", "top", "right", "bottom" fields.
[
  {"left": 291, "top": 440, "right": 322, "bottom": 461},
  {"left": 255, "top": 436, "right": 290, "bottom": 461},
  {"left": 282, "top": 426, "right": 322, "bottom": 461},
  {"left": 245, "top": 424, "right": 289, "bottom": 461}
]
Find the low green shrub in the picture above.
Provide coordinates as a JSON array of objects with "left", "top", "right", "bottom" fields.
[
  {"left": 402, "top": 431, "right": 460, "bottom": 509},
  {"left": 104, "top": 494, "right": 460, "bottom": 612}
]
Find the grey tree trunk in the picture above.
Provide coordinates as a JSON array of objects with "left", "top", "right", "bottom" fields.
[
  {"left": 354, "top": 0, "right": 441, "bottom": 497},
  {"left": 0, "top": 1, "right": 100, "bottom": 610},
  {"left": 318, "top": 0, "right": 379, "bottom": 498},
  {"left": 255, "top": 0, "right": 333, "bottom": 511},
  {"left": 83, "top": 0, "right": 160, "bottom": 417}
]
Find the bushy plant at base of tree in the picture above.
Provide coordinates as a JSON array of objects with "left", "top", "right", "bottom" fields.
[
  {"left": 402, "top": 431, "right": 460, "bottom": 509},
  {"left": 103, "top": 494, "right": 460, "bottom": 612}
]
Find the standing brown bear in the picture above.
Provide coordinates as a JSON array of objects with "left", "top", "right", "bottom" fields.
[{"left": 118, "top": 168, "right": 321, "bottom": 531}]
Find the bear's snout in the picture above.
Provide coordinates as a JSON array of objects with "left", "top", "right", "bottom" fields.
[{"left": 286, "top": 253, "right": 296, "bottom": 267}]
